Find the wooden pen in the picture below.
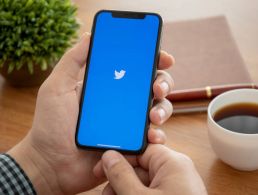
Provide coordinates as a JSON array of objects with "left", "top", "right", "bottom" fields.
[{"left": 167, "top": 83, "right": 258, "bottom": 102}]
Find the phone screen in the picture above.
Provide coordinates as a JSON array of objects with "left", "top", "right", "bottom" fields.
[{"left": 76, "top": 11, "right": 162, "bottom": 153}]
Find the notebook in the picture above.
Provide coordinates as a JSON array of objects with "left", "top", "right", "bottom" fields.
[{"left": 161, "top": 16, "right": 252, "bottom": 113}]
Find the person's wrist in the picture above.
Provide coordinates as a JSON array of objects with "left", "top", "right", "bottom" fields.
[{"left": 7, "top": 133, "right": 62, "bottom": 194}]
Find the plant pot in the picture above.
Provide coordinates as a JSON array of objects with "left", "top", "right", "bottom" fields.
[{"left": 0, "top": 63, "right": 53, "bottom": 87}]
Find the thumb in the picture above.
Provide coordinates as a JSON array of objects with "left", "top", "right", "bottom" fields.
[
  {"left": 55, "top": 32, "right": 90, "bottom": 78},
  {"left": 102, "top": 151, "right": 145, "bottom": 195},
  {"left": 48, "top": 33, "right": 90, "bottom": 89}
]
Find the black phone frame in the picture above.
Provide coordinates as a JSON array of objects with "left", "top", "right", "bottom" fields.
[{"left": 75, "top": 10, "right": 163, "bottom": 154}]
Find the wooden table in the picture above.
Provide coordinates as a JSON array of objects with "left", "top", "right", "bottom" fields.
[{"left": 1, "top": 0, "right": 258, "bottom": 194}]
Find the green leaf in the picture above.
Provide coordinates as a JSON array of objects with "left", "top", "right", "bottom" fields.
[
  {"left": 41, "top": 59, "right": 47, "bottom": 70},
  {"left": 25, "top": 0, "right": 34, "bottom": 8},
  {"left": 16, "top": 61, "right": 23, "bottom": 70},
  {"left": 0, "top": 60, "right": 4, "bottom": 68},
  {"left": 7, "top": 62, "right": 15, "bottom": 73},
  {"left": 27, "top": 61, "right": 33, "bottom": 74}
]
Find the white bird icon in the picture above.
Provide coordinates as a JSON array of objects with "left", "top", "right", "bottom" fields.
[{"left": 114, "top": 70, "right": 126, "bottom": 80}]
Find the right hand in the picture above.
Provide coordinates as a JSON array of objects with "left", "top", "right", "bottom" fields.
[{"left": 98, "top": 145, "right": 207, "bottom": 195}]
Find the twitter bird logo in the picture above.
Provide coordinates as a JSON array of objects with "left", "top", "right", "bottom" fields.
[{"left": 114, "top": 70, "right": 126, "bottom": 80}]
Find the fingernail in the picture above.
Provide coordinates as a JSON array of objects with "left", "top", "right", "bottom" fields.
[
  {"left": 169, "top": 54, "right": 175, "bottom": 63},
  {"left": 158, "top": 107, "right": 166, "bottom": 121},
  {"left": 155, "top": 129, "right": 165, "bottom": 142},
  {"left": 77, "top": 80, "right": 83, "bottom": 86},
  {"left": 156, "top": 129, "right": 164, "bottom": 138},
  {"left": 79, "top": 32, "right": 90, "bottom": 41},
  {"left": 160, "top": 81, "right": 169, "bottom": 94},
  {"left": 162, "top": 51, "right": 169, "bottom": 55},
  {"left": 168, "top": 54, "right": 173, "bottom": 59},
  {"left": 82, "top": 32, "right": 90, "bottom": 37},
  {"left": 102, "top": 151, "right": 122, "bottom": 172}
]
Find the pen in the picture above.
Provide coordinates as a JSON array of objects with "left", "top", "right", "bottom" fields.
[{"left": 167, "top": 83, "right": 258, "bottom": 102}]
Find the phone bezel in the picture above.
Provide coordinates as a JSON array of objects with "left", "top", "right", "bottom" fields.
[{"left": 75, "top": 10, "right": 163, "bottom": 154}]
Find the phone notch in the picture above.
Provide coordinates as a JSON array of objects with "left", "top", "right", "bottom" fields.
[{"left": 112, "top": 11, "right": 146, "bottom": 19}]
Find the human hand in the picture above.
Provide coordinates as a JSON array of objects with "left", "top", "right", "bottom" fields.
[
  {"left": 98, "top": 145, "right": 207, "bottom": 195},
  {"left": 7, "top": 33, "right": 175, "bottom": 194}
]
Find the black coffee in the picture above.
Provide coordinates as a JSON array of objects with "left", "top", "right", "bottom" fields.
[{"left": 213, "top": 103, "right": 258, "bottom": 134}]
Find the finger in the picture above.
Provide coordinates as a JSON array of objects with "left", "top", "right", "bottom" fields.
[
  {"left": 158, "top": 50, "right": 175, "bottom": 70},
  {"left": 95, "top": 162, "right": 151, "bottom": 188},
  {"left": 102, "top": 183, "right": 116, "bottom": 195},
  {"left": 137, "top": 145, "right": 207, "bottom": 193},
  {"left": 93, "top": 128, "right": 168, "bottom": 180},
  {"left": 93, "top": 155, "right": 139, "bottom": 180},
  {"left": 134, "top": 167, "right": 150, "bottom": 186},
  {"left": 78, "top": 65, "right": 86, "bottom": 81},
  {"left": 153, "top": 70, "right": 174, "bottom": 99},
  {"left": 148, "top": 128, "right": 167, "bottom": 144},
  {"left": 150, "top": 98, "right": 173, "bottom": 125},
  {"left": 76, "top": 66, "right": 86, "bottom": 101},
  {"left": 93, "top": 128, "right": 168, "bottom": 179},
  {"left": 138, "top": 144, "right": 195, "bottom": 180},
  {"left": 93, "top": 160, "right": 104, "bottom": 178},
  {"left": 102, "top": 150, "right": 146, "bottom": 195},
  {"left": 76, "top": 80, "right": 83, "bottom": 102},
  {"left": 102, "top": 167, "right": 151, "bottom": 188},
  {"left": 49, "top": 33, "right": 90, "bottom": 87},
  {"left": 137, "top": 144, "right": 175, "bottom": 181}
]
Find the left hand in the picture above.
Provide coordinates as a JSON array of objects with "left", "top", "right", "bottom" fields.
[{"left": 8, "top": 33, "right": 175, "bottom": 194}]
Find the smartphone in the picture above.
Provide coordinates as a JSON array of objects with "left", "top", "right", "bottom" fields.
[{"left": 75, "top": 10, "right": 162, "bottom": 154}]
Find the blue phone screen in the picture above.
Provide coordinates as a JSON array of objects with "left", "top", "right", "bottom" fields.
[{"left": 76, "top": 11, "right": 161, "bottom": 152}]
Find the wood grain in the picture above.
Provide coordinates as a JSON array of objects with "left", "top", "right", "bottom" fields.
[{"left": 1, "top": 0, "right": 258, "bottom": 194}]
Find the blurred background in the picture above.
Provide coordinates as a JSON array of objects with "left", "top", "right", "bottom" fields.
[{"left": 74, "top": 0, "right": 258, "bottom": 82}]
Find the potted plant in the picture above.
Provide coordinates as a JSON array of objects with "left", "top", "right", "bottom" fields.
[{"left": 0, "top": 0, "right": 79, "bottom": 87}]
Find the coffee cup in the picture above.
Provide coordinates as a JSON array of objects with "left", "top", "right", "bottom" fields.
[{"left": 207, "top": 89, "right": 258, "bottom": 171}]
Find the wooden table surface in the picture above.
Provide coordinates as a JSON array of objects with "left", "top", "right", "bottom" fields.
[{"left": 1, "top": 0, "right": 258, "bottom": 194}]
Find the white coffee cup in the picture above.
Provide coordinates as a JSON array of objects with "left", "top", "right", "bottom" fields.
[{"left": 207, "top": 89, "right": 258, "bottom": 171}]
